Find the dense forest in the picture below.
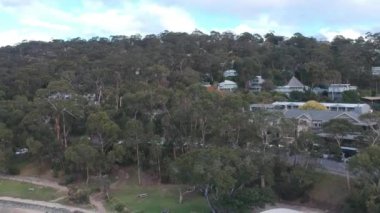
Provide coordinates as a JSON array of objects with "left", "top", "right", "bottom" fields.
[{"left": 1, "top": 31, "right": 380, "bottom": 212}]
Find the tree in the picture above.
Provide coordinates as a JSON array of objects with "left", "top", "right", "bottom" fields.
[
  {"left": 87, "top": 111, "right": 119, "bottom": 154},
  {"left": 323, "top": 119, "right": 361, "bottom": 190},
  {"left": 347, "top": 146, "right": 380, "bottom": 213},
  {"left": 124, "top": 119, "right": 144, "bottom": 185},
  {"left": 65, "top": 140, "right": 99, "bottom": 184},
  {"left": 323, "top": 119, "right": 360, "bottom": 151},
  {"left": 359, "top": 112, "right": 380, "bottom": 146},
  {"left": 299, "top": 100, "right": 327, "bottom": 110},
  {"left": 0, "top": 123, "right": 13, "bottom": 171},
  {"left": 342, "top": 90, "right": 361, "bottom": 103},
  {"left": 172, "top": 148, "right": 274, "bottom": 212}
]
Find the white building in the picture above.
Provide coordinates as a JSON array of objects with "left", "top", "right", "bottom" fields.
[
  {"left": 218, "top": 80, "right": 238, "bottom": 92},
  {"left": 372, "top": 66, "right": 380, "bottom": 76},
  {"left": 272, "top": 102, "right": 371, "bottom": 115},
  {"left": 247, "top": 76, "right": 265, "bottom": 92},
  {"left": 275, "top": 76, "right": 309, "bottom": 95},
  {"left": 223, "top": 69, "right": 238, "bottom": 78},
  {"left": 328, "top": 84, "right": 357, "bottom": 101}
]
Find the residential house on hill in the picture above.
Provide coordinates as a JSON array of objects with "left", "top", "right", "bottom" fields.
[
  {"left": 275, "top": 76, "right": 309, "bottom": 95},
  {"left": 283, "top": 109, "right": 370, "bottom": 132},
  {"left": 247, "top": 76, "right": 265, "bottom": 92},
  {"left": 218, "top": 80, "right": 238, "bottom": 92},
  {"left": 328, "top": 84, "right": 357, "bottom": 101},
  {"left": 223, "top": 69, "right": 238, "bottom": 78}
]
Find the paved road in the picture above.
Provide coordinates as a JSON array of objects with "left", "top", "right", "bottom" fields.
[{"left": 287, "top": 155, "right": 348, "bottom": 176}]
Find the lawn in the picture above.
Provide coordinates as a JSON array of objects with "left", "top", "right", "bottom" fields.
[
  {"left": 108, "top": 184, "right": 208, "bottom": 213},
  {"left": 0, "top": 179, "right": 64, "bottom": 201},
  {"left": 107, "top": 168, "right": 208, "bottom": 213}
]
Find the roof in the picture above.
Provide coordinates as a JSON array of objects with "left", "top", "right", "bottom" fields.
[
  {"left": 362, "top": 96, "right": 380, "bottom": 101},
  {"left": 273, "top": 101, "right": 370, "bottom": 108},
  {"left": 284, "top": 109, "right": 362, "bottom": 124},
  {"left": 220, "top": 80, "right": 237, "bottom": 84},
  {"left": 287, "top": 76, "right": 305, "bottom": 87}
]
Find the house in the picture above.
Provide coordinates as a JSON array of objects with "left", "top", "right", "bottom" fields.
[
  {"left": 328, "top": 84, "right": 357, "bottom": 101},
  {"left": 223, "top": 69, "right": 238, "bottom": 78},
  {"left": 249, "top": 101, "right": 372, "bottom": 115},
  {"left": 283, "top": 109, "right": 372, "bottom": 132},
  {"left": 247, "top": 76, "right": 265, "bottom": 92},
  {"left": 218, "top": 80, "right": 237, "bottom": 92},
  {"left": 372, "top": 66, "right": 380, "bottom": 76},
  {"left": 275, "top": 76, "right": 309, "bottom": 95}
]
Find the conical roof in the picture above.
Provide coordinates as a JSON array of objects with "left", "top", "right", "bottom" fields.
[{"left": 287, "top": 76, "right": 304, "bottom": 87}]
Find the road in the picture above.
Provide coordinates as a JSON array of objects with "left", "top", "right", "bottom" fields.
[{"left": 287, "top": 155, "right": 348, "bottom": 176}]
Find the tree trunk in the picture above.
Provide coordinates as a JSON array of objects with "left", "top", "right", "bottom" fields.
[
  {"left": 204, "top": 185, "right": 216, "bottom": 213},
  {"left": 54, "top": 115, "right": 61, "bottom": 145},
  {"left": 137, "top": 143, "right": 141, "bottom": 185},
  {"left": 346, "top": 166, "right": 351, "bottom": 191},
  {"left": 261, "top": 175, "right": 266, "bottom": 188},
  {"left": 157, "top": 157, "right": 161, "bottom": 183},
  {"left": 179, "top": 189, "right": 183, "bottom": 204},
  {"left": 173, "top": 145, "right": 177, "bottom": 160},
  {"left": 86, "top": 166, "right": 89, "bottom": 185},
  {"left": 62, "top": 112, "right": 67, "bottom": 149}
]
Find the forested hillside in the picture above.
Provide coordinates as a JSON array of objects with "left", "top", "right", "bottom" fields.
[{"left": 1, "top": 31, "right": 380, "bottom": 212}]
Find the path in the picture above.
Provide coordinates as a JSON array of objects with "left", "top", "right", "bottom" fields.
[
  {"left": 0, "top": 174, "right": 107, "bottom": 212},
  {"left": 0, "top": 196, "right": 94, "bottom": 213},
  {"left": 89, "top": 193, "right": 106, "bottom": 213}
]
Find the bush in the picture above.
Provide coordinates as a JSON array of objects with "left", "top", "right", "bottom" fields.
[
  {"left": 7, "top": 165, "right": 20, "bottom": 175},
  {"left": 68, "top": 187, "right": 90, "bottom": 204},
  {"left": 273, "top": 162, "right": 317, "bottom": 201},
  {"left": 60, "top": 174, "right": 76, "bottom": 185},
  {"left": 114, "top": 203, "right": 126, "bottom": 212}
]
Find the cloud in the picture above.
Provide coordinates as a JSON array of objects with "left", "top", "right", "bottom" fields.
[
  {"left": 319, "top": 28, "right": 363, "bottom": 41},
  {"left": 230, "top": 14, "right": 295, "bottom": 37},
  {"left": 20, "top": 19, "right": 71, "bottom": 31},
  {"left": 0, "top": 0, "right": 378, "bottom": 46},
  {"left": 0, "top": 0, "right": 197, "bottom": 46}
]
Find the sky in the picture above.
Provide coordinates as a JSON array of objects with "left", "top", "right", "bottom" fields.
[{"left": 0, "top": 0, "right": 379, "bottom": 46}]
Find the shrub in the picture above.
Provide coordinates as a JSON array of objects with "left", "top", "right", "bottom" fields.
[
  {"left": 68, "top": 187, "right": 90, "bottom": 204},
  {"left": 7, "top": 165, "right": 20, "bottom": 175}
]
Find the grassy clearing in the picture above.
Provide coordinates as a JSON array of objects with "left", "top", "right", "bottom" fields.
[
  {"left": 107, "top": 169, "right": 208, "bottom": 213},
  {"left": 308, "top": 173, "right": 349, "bottom": 207},
  {"left": 108, "top": 184, "right": 208, "bottom": 213},
  {"left": 0, "top": 179, "right": 64, "bottom": 201}
]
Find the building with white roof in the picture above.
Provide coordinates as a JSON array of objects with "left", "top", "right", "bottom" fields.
[
  {"left": 372, "top": 66, "right": 380, "bottom": 76},
  {"left": 223, "top": 69, "right": 238, "bottom": 78},
  {"left": 218, "top": 80, "right": 238, "bottom": 92},
  {"left": 250, "top": 101, "right": 372, "bottom": 115}
]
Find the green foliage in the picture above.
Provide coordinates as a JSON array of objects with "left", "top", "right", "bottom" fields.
[
  {"left": 172, "top": 148, "right": 274, "bottom": 212},
  {"left": 342, "top": 90, "right": 361, "bottom": 103},
  {"left": 346, "top": 146, "right": 380, "bottom": 213},
  {"left": 68, "top": 186, "right": 91, "bottom": 204},
  {"left": 273, "top": 161, "right": 317, "bottom": 201}
]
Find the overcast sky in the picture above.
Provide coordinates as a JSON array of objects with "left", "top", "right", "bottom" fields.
[{"left": 0, "top": 0, "right": 379, "bottom": 46}]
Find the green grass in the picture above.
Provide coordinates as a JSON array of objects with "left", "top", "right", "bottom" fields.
[
  {"left": 108, "top": 184, "right": 208, "bottom": 213},
  {"left": 0, "top": 179, "right": 64, "bottom": 201},
  {"left": 107, "top": 169, "right": 208, "bottom": 213}
]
